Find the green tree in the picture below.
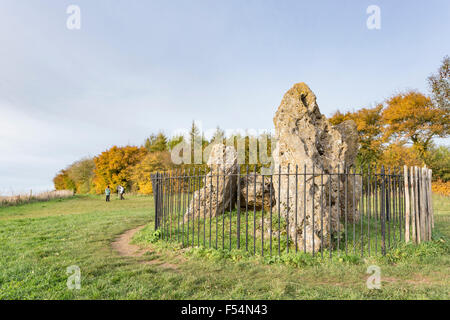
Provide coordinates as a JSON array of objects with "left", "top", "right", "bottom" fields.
[
  {"left": 167, "top": 135, "right": 183, "bottom": 150},
  {"left": 189, "top": 121, "right": 200, "bottom": 146},
  {"left": 144, "top": 132, "right": 168, "bottom": 152},
  {"left": 210, "top": 126, "right": 225, "bottom": 144},
  {"left": 424, "top": 145, "right": 450, "bottom": 182},
  {"left": 67, "top": 158, "right": 95, "bottom": 194},
  {"left": 428, "top": 55, "right": 449, "bottom": 111}
]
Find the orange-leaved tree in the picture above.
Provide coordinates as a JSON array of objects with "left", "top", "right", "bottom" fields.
[
  {"left": 382, "top": 91, "right": 450, "bottom": 159},
  {"left": 379, "top": 143, "right": 424, "bottom": 168},
  {"left": 130, "top": 151, "right": 176, "bottom": 194},
  {"left": 93, "top": 145, "right": 147, "bottom": 194},
  {"left": 53, "top": 169, "right": 76, "bottom": 191}
]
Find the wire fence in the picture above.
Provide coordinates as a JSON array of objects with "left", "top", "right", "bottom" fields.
[{"left": 151, "top": 165, "right": 434, "bottom": 258}]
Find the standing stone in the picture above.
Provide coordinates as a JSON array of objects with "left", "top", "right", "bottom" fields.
[
  {"left": 239, "top": 174, "right": 276, "bottom": 211},
  {"left": 184, "top": 144, "right": 238, "bottom": 221},
  {"left": 272, "top": 82, "right": 359, "bottom": 253}
]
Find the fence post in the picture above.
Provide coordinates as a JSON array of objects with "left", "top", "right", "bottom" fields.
[
  {"left": 424, "top": 167, "right": 432, "bottom": 241},
  {"left": 414, "top": 166, "right": 421, "bottom": 244},
  {"left": 425, "top": 167, "right": 431, "bottom": 241},
  {"left": 403, "top": 166, "right": 410, "bottom": 243},
  {"left": 380, "top": 166, "right": 386, "bottom": 255},
  {"left": 427, "top": 168, "right": 432, "bottom": 240},
  {"left": 428, "top": 169, "right": 434, "bottom": 229},
  {"left": 237, "top": 168, "right": 241, "bottom": 250},
  {"left": 151, "top": 173, "right": 158, "bottom": 230},
  {"left": 419, "top": 167, "right": 426, "bottom": 241},
  {"left": 410, "top": 167, "right": 416, "bottom": 243}
]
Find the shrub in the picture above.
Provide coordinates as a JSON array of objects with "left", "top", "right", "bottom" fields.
[{"left": 432, "top": 180, "right": 450, "bottom": 196}]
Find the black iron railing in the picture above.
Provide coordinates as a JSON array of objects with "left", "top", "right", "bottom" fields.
[{"left": 151, "top": 165, "right": 434, "bottom": 257}]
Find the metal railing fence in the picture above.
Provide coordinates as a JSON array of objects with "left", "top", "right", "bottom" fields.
[{"left": 151, "top": 165, "right": 433, "bottom": 258}]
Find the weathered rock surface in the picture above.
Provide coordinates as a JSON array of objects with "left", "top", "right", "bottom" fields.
[
  {"left": 239, "top": 174, "right": 276, "bottom": 211},
  {"left": 184, "top": 144, "right": 238, "bottom": 221},
  {"left": 272, "top": 82, "right": 360, "bottom": 253}
]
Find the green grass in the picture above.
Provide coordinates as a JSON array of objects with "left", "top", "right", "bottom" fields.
[
  {"left": 0, "top": 194, "right": 448, "bottom": 299},
  {"left": 433, "top": 193, "right": 450, "bottom": 238}
]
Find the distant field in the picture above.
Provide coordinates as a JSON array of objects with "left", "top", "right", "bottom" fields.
[
  {"left": 433, "top": 193, "right": 450, "bottom": 236},
  {"left": 0, "top": 194, "right": 448, "bottom": 299},
  {"left": 0, "top": 190, "right": 74, "bottom": 208}
]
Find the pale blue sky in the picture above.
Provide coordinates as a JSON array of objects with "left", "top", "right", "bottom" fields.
[{"left": 0, "top": 0, "right": 449, "bottom": 193}]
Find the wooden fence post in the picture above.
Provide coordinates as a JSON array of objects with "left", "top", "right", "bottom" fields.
[
  {"left": 419, "top": 167, "right": 424, "bottom": 241},
  {"left": 410, "top": 167, "right": 416, "bottom": 243},
  {"left": 404, "top": 166, "right": 410, "bottom": 243},
  {"left": 421, "top": 167, "right": 427, "bottom": 241},
  {"left": 424, "top": 167, "right": 429, "bottom": 241},
  {"left": 424, "top": 168, "right": 432, "bottom": 241},
  {"left": 428, "top": 169, "right": 434, "bottom": 229},
  {"left": 427, "top": 168, "right": 432, "bottom": 240},
  {"left": 424, "top": 167, "right": 428, "bottom": 241},
  {"left": 414, "top": 166, "right": 421, "bottom": 244}
]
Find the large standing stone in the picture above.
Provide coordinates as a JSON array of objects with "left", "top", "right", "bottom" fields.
[
  {"left": 184, "top": 144, "right": 238, "bottom": 221},
  {"left": 272, "top": 82, "right": 360, "bottom": 253}
]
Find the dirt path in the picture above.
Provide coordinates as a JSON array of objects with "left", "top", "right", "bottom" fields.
[{"left": 111, "top": 225, "right": 178, "bottom": 270}]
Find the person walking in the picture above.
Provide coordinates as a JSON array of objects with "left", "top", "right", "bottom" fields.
[
  {"left": 105, "top": 186, "right": 111, "bottom": 202},
  {"left": 118, "top": 185, "right": 125, "bottom": 200}
]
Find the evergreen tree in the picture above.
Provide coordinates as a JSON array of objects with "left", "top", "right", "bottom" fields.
[{"left": 144, "top": 132, "right": 168, "bottom": 152}]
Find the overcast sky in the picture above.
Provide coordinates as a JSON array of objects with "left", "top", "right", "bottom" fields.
[{"left": 0, "top": 0, "right": 449, "bottom": 194}]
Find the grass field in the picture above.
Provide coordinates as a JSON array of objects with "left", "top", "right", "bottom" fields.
[{"left": 0, "top": 194, "right": 448, "bottom": 299}]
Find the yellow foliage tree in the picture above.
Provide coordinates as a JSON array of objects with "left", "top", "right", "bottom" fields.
[
  {"left": 93, "top": 146, "right": 147, "bottom": 194},
  {"left": 379, "top": 143, "right": 423, "bottom": 168},
  {"left": 130, "top": 151, "right": 175, "bottom": 194},
  {"left": 53, "top": 169, "right": 76, "bottom": 191},
  {"left": 382, "top": 91, "right": 450, "bottom": 158}
]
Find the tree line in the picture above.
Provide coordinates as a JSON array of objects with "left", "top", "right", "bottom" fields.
[{"left": 54, "top": 56, "right": 449, "bottom": 195}]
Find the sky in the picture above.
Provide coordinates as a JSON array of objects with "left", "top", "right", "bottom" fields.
[{"left": 0, "top": 0, "right": 449, "bottom": 194}]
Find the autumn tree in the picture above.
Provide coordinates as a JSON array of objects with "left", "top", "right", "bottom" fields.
[
  {"left": 382, "top": 91, "right": 450, "bottom": 158},
  {"left": 53, "top": 169, "right": 76, "bottom": 191},
  {"left": 131, "top": 151, "right": 175, "bottom": 194},
  {"left": 379, "top": 143, "right": 423, "bottom": 168},
  {"left": 67, "top": 158, "right": 95, "bottom": 194},
  {"left": 93, "top": 146, "right": 147, "bottom": 194}
]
